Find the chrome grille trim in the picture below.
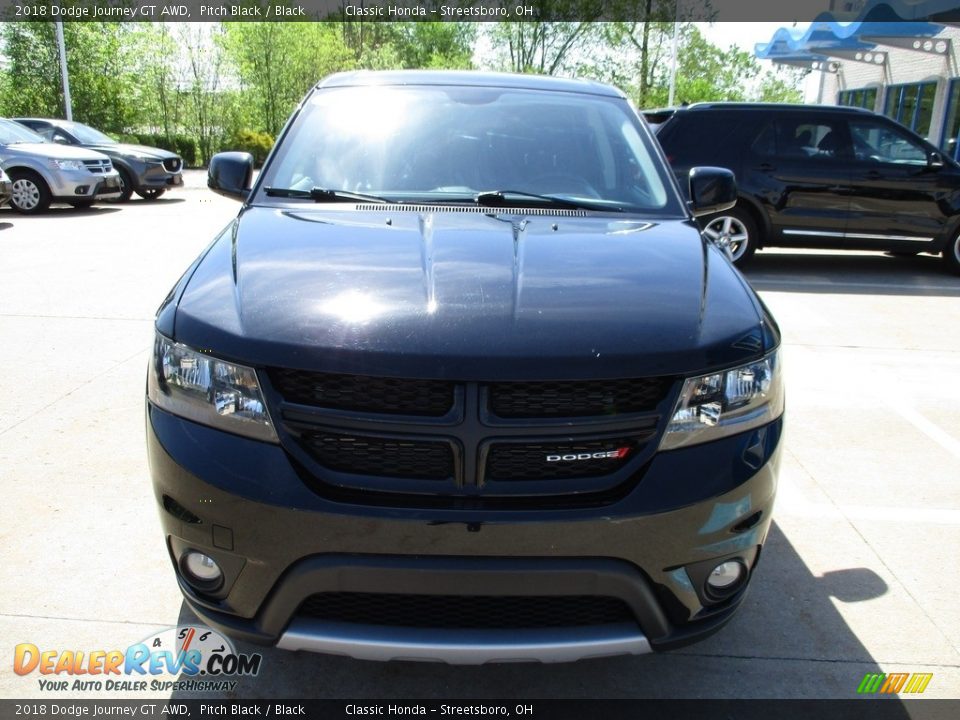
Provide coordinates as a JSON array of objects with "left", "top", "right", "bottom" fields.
[{"left": 81, "top": 159, "right": 112, "bottom": 174}]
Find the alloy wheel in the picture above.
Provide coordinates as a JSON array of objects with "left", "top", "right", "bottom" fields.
[{"left": 702, "top": 215, "right": 751, "bottom": 262}]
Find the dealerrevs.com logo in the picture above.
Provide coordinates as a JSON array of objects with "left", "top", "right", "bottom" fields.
[{"left": 14, "top": 626, "right": 262, "bottom": 693}]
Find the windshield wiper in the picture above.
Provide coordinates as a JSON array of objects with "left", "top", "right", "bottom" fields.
[
  {"left": 474, "top": 190, "right": 622, "bottom": 212},
  {"left": 264, "top": 187, "right": 393, "bottom": 204}
]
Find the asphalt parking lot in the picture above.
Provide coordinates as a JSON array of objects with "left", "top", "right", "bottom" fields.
[{"left": 1, "top": 170, "right": 958, "bottom": 701}]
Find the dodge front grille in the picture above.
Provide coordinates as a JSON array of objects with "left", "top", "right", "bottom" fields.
[{"left": 267, "top": 370, "right": 676, "bottom": 504}]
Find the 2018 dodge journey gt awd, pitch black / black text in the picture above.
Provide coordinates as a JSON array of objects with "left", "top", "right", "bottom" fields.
[{"left": 146, "top": 71, "right": 784, "bottom": 664}]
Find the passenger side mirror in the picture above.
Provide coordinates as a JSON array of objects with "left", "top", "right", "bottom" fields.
[
  {"left": 688, "top": 167, "right": 737, "bottom": 218},
  {"left": 928, "top": 151, "right": 945, "bottom": 169},
  {"left": 208, "top": 152, "right": 254, "bottom": 201}
]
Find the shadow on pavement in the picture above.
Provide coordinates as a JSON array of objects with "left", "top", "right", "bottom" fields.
[
  {"left": 124, "top": 197, "right": 187, "bottom": 205},
  {"left": 46, "top": 205, "right": 124, "bottom": 217},
  {"left": 168, "top": 522, "right": 909, "bottom": 705},
  {"left": 743, "top": 251, "right": 960, "bottom": 297}
]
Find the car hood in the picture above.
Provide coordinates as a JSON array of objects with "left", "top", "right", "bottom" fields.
[
  {"left": 170, "top": 206, "right": 776, "bottom": 380},
  {"left": 85, "top": 143, "right": 178, "bottom": 160},
  {"left": 1, "top": 142, "right": 111, "bottom": 161}
]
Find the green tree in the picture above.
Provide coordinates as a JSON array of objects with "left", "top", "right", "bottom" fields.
[
  {"left": 570, "top": 22, "right": 802, "bottom": 108},
  {"left": 127, "top": 23, "right": 183, "bottom": 141},
  {"left": 223, "top": 20, "right": 474, "bottom": 137},
  {"left": 380, "top": 22, "right": 476, "bottom": 69},
  {"left": 63, "top": 23, "right": 140, "bottom": 130},
  {"left": 484, "top": 2, "right": 676, "bottom": 80},
  {"left": 595, "top": 2, "right": 678, "bottom": 105},
  {"left": 175, "top": 23, "right": 233, "bottom": 164},
  {"left": 0, "top": 21, "right": 62, "bottom": 118},
  {"left": 336, "top": 17, "right": 475, "bottom": 70},
  {"left": 643, "top": 26, "right": 803, "bottom": 106},
  {"left": 486, "top": 19, "right": 603, "bottom": 75},
  {"left": 578, "top": 20, "right": 675, "bottom": 106},
  {"left": 222, "top": 23, "right": 356, "bottom": 136},
  {"left": 0, "top": 21, "right": 141, "bottom": 132},
  {"left": 756, "top": 67, "right": 806, "bottom": 103}
]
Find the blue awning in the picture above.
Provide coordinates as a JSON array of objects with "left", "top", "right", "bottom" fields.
[{"left": 755, "top": 1, "right": 947, "bottom": 61}]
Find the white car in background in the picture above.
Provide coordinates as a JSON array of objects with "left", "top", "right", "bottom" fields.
[{"left": 0, "top": 118, "right": 121, "bottom": 213}]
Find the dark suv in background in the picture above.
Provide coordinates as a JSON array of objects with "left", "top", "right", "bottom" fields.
[{"left": 647, "top": 103, "right": 960, "bottom": 273}]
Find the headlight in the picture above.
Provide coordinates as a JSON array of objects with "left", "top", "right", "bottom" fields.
[
  {"left": 49, "top": 159, "right": 85, "bottom": 171},
  {"left": 147, "top": 334, "right": 278, "bottom": 443},
  {"left": 659, "top": 351, "right": 783, "bottom": 451}
]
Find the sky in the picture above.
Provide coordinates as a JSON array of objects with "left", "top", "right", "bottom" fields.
[{"left": 698, "top": 22, "right": 794, "bottom": 53}]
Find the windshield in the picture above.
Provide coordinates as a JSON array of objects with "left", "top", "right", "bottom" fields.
[
  {"left": 259, "top": 85, "right": 679, "bottom": 214},
  {"left": 61, "top": 121, "right": 116, "bottom": 144},
  {"left": 0, "top": 119, "right": 46, "bottom": 145}
]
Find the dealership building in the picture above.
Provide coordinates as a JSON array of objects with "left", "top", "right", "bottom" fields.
[{"left": 755, "top": 0, "right": 960, "bottom": 157}]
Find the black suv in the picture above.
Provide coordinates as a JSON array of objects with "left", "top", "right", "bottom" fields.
[
  {"left": 147, "top": 71, "right": 784, "bottom": 664},
  {"left": 648, "top": 103, "right": 960, "bottom": 273}
]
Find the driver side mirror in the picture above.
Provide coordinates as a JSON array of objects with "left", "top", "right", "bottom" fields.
[
  {"left": 688, "top": 166, "right": 737, "bottom": 218},
  {"left": 928, "top": 151, "right": 945, "bottom": 169},
  {"left": 208, "top": 152, "right": 254, "bottom": 201}
]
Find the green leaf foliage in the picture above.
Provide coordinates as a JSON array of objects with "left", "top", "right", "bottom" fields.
[
  {"left": 0, "top": 20, "right": 141, "bottom": 130},
  {"left": 225, "top": 129, "right": 274, "bottom": 167}
]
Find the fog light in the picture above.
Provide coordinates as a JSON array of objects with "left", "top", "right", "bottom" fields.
[
  {"left": 182, "top": 551, "right": 223, "bottom": 589},
  {"left": 74, "top": 186, "right": 89, "bottom": 195},
  {"left": 705, "top": 561, "right": 744, "bottom": 597}
]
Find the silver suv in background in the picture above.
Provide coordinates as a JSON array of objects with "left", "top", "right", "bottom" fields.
[{"left": 0, "top": 118, "right": 121, "bottom": 213}]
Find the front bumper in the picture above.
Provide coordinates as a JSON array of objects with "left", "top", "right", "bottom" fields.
[
  {"left": 279, "top": 622, "right": 652, "bottom": 664},
  {"left": 49, "top": 168, "right": 121, "bottom": 199},
  {"left": 131, "top": 161, "right": 183, "bottom": 191},
  {"left": 148, "top": 404, "right": 781, "bottom": 662}
]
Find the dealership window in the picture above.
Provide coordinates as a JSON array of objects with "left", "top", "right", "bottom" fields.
[
  {"left": 883, "top": 82, "right": 937, "bottom": 136},
  {"left": 838, "top": 87, "right": 878, "bottom": 111},
  {"left": 942, "top": 78, "right": 960, "bottom": 160}
]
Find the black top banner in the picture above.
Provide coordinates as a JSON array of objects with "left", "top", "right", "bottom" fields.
[
  {"left": 2, "top": 0, "right": 960, "bottom": 22},
  {"left": 1, "top": 700, "right": 959, "bottom": 720}
]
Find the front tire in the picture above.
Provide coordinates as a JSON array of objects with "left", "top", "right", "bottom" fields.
[
  {"left": 114, "top": 167, "right": 134, "bottom": 203},
  {"left": 135, "top": 187, "right": 165, "bottom": 200},
  {"left": 8, "top": 170, "right": 51, "bottom": 214},
  {"left": 700, "top": 206, "right": 758, "bottom": 266},
  {"left": 943, "top": 231, "right": 960, "bottom": 275}
]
